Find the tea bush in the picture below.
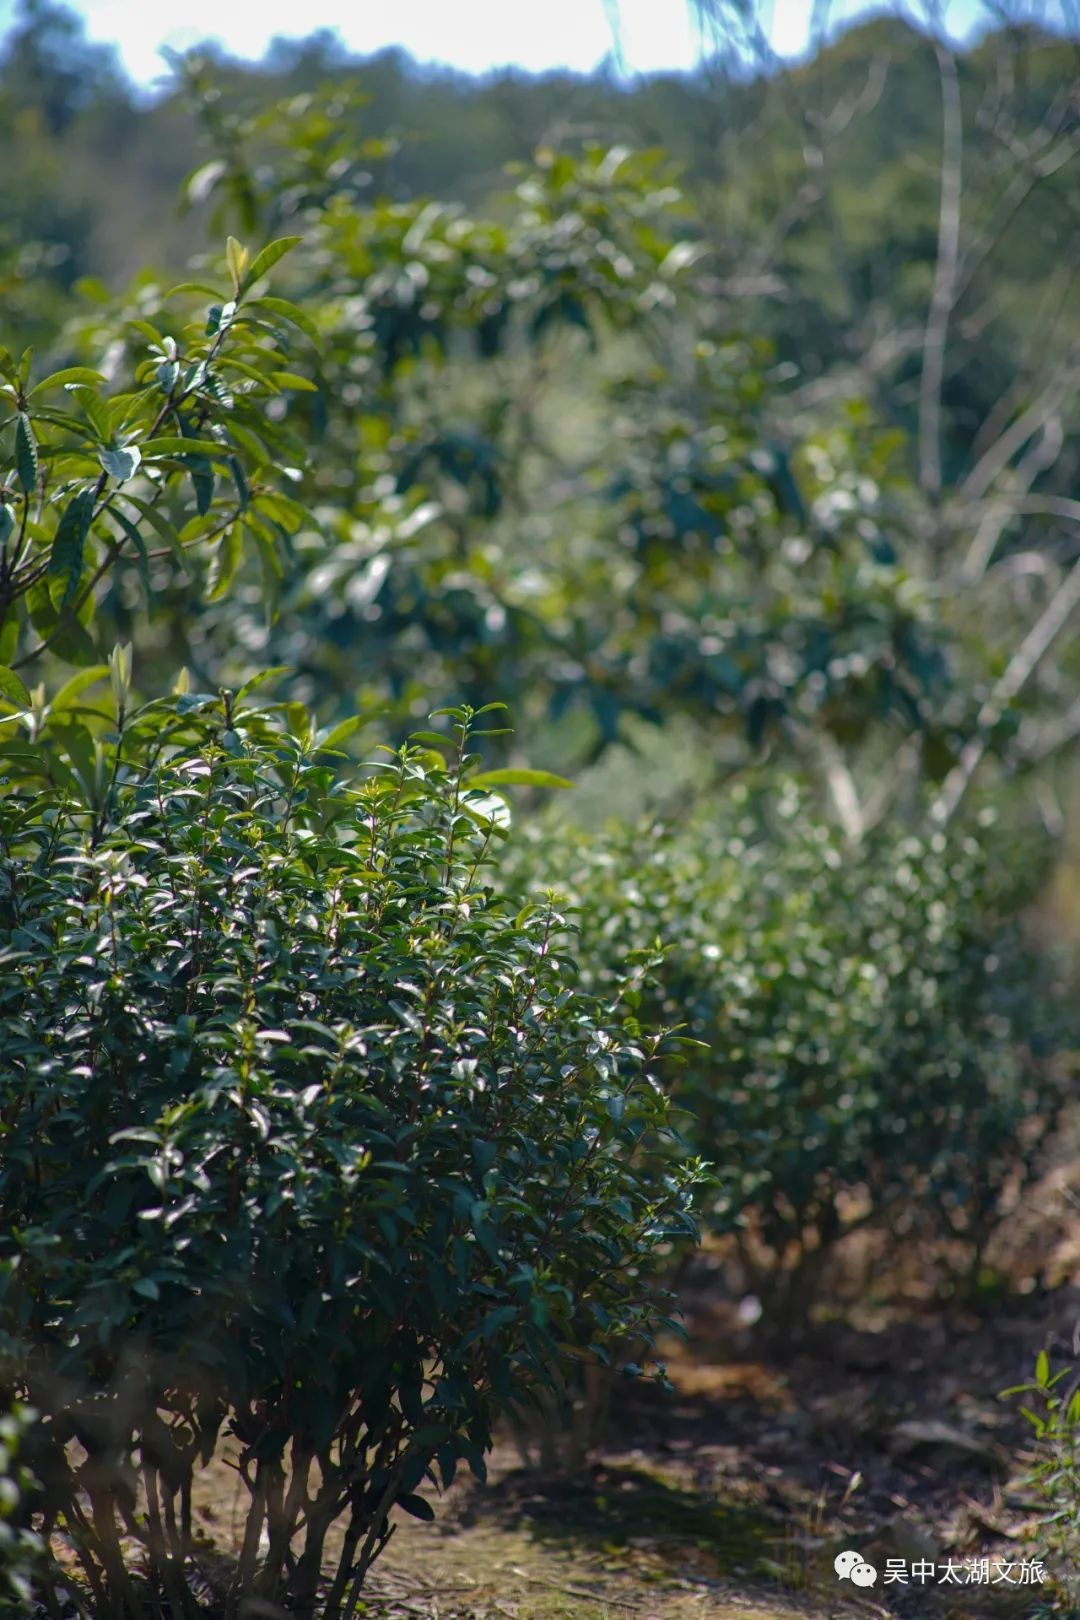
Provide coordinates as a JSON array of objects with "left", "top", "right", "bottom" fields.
[
  {"left": 509, "top": 783, "right": 1070, "bottom": 1330},
  {"left": 0, "top": 696, "right": 701, "bottom": 1617}
]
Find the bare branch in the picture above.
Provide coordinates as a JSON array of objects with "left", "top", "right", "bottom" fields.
[
  {"left": 931, "top": 548, "right": 1080, "bottom": 824},
  {"left": 1022, "top": 692, "right": 1080, "bottom": 764},
  {"left": 960, "top": 363, "right": 1080, "bottom": 503},
  {"left": 959, "top": 414, "right": 1065, "bottom": 581},
  {"left": 1006, "top": 495, "right": 1080, "bottom": 527}
]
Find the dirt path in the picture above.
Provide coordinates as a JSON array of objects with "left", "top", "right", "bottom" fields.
[
  {"left": 352, "top": 1443, "right": 855, "bottom": 1620},
  {"left": 359, "top": 1512, "right": 836, "bottom": 1620}
]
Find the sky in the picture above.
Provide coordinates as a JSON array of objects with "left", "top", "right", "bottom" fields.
[{"left": 1, "top": 0, "right": 996, "bottom": 87}]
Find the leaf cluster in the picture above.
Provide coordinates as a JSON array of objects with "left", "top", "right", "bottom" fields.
[{"left": 0, "top": 232, "right": 314, "bottom": 679}]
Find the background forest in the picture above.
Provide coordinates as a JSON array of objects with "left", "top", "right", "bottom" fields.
[{"left": 2, "top": 1, "right": 1080, "bottom": 1615}]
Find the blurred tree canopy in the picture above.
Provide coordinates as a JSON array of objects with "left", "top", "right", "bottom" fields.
[{"left": 2, "top": 0, "right": 1079, "bottom": 833}]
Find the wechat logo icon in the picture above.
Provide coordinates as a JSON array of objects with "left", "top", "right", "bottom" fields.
[{"left": 834, "top": 1549, "right": 878, "bottom": 1587}]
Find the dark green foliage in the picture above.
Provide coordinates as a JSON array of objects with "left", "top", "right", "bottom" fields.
[
  {"left": 0, "top": 232, "right": 317, "bottom": 681},
  {"left": 509, "top": 787, "right": 1072, "bottom": 1329},
  {"left": 0, "top": 698, "right": 700, "bottom": 1614}
]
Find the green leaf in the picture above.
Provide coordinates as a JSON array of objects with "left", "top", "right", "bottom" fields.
[
  {"left": 206, "top": 525, "right": 243, "bottom": 601},
  {"left": 48, "top": 491, "right": 95, "bottom": 613},
  {"left": 15, "top": 414, "right": 37, "bottom": 495},
  {"left": 315, "top": 715, "right": 367, "bottom": 752},
  {"left": 47, "top": 720, "right": 97, "bottom": 797},
  {"left": 139, "top": 437, "right": 236, "bottom": 462},
  {"left": 270, "top": 372, "right": 318, "bottom": 393},
  {"left": 396, "top": 1493, "right": 435, "bottom": 1522},
  {"left": 467, "top": 768, "right": 573, "bottom": 790},
  {"left": 481, "top": 1304, "right": 519, "bottom": 1339},
  {"left": 470, "top": 1200, "right": 499, "bottom": 1259},
  {"left": 0, "top": 502, "right": 14, "bottom": 548},
  {"left": 99, "top": 445, "right": 142, "bottom": 483},
  {"left": 108, "top": 641, "right": 132, "bottom": 710},
  {"left": 163, "top": 281, "right": 225, "bottom": 301},
  {"left": 0, "top": 666, "right": 30, "bottom": 709},
  {"left": 174, "top": 692, "right": 218, "bottom": 714},
  {"left": 234, "top": 666, "right": 291, "bottom": 704},
  {"left": 117, "top": 493, "right": 184, "bottom": 559},
  {"left": 251, "top": 525, "right": 283, "bottom": 616},
  {"left": 35, "top": 614, "right": 97, "bottom": 667},
  {"left": 226, "top": 237, "right": 249, "bottom": 295},
  {"left": 188, "top": 455, "right": 214, "bottom": 516},
  {"left": 1036, "top": 1350, "right": 1051, "bottom": 1389},
  {"left": 254, "top": 492, "right": 308, "bottom": 533},
  {"left": 224, "top": 420, "right": 273, "bottom": 468},
  {"left": 127, "top": 318, "right": 165, "bottom": 347},
  {"left": 66, "top": 384, "right": 113, "bottom": 443},
  {"left": 228, "top": 456, "right": 249, "bottom": 510},
  {"left": 240, "top": 236, "right": 303, "bottom": 295},
  {"left": 29, "top": 368, "right": 107, "bottom": 396}
]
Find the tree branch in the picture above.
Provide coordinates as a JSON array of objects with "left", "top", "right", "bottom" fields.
[
  {"left": 1021, "top": 691, "right": 1080, "bottom": 765},
  {"left": 931, "top": 548, "right": 1080, "bottom": 824},
  {"left": 960, "top": 364, "right": 1080, "bottom": 504},
  {"left": 959, "top": 415, "right": 1065, "bottom": 582}
]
